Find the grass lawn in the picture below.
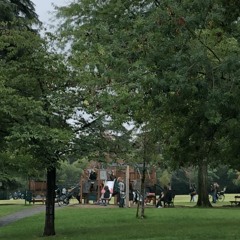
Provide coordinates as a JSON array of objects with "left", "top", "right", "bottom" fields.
[
  {"left": 0, "top": 199, "right": 34, "bottom": 217},
  {"left": 1, "top": 194, "right": 240, "bottom": 240}
]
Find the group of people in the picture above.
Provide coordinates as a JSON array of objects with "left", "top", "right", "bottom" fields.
[
  {"left": 112, "top": 177, "right": 126, "bottom": 207},
  {"left": 189, "top": 182, "right": 223, "bottom": 203},
  {"left": 101, "top": 177, "right": 177, "bottom": 209},
  {"left": 101, "top": 175, "right": 136, "bottom": 208},
  {"left": 156, "top": 182, "right": 221, "bottom": 206},
  {"left": 56, "top": 176, "right": 225, "bottom": 207},
  {"left": 91, "top": 174, "right": 126, "bottom": 207}
]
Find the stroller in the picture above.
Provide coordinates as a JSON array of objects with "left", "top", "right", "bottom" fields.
[{"left": 56, "top": 185, "right": 80, "bottom": 206}]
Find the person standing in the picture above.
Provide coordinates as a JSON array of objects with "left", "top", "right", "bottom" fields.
[
  {"left": 189, "top": 184, "right": 197, "bottom": 202},
  {"left": 112, "top": 177, "right": 120, "bottom": 203},
  {"left": 128, "top": 182, "right": 134, "bottom": 207},
  {"left": 212, "top": 182, "right": 219, "bottom": 203},
  {"left": 82, "top": 178, "right": 91, "bottom": 204},
  {"left": 118, "top": 177, "right": 125, "bottom": 208}
]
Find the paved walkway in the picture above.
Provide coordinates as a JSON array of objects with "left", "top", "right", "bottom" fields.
[{"left": 0, "top": 205, "right": 45, "bottom": 227}]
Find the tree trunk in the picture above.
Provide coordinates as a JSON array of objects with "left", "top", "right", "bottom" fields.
[
  {"left": 136, "top": 142, "right": 147, "bottom": 218},
  {"left": 196, "top": 159, "right": 212, "bottom": 207},
  {"left": 140, "top": 141, "right": 147, "bottom": 219},
  {"left": 43, "top": 167, "right": 56, "bottom": 236},
  {"left": 140, "top": 163, "right": 146, "bottom": 218}
]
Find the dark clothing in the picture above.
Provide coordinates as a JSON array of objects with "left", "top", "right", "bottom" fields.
[
  {"left": 89, "top": 171, "right": 97, "bottom": 181},
  {"left": 129, "top": 192, "right": 134, "bottom": 201},
  {"left": 109, "top": 174, "right": 116, "bottom": 181},
  {"left": 112, "top": 179, "right": 120, "bottom": 196},
  {"left": 156, "top": 189, "right": 173, "bottom": 207},
  {"left": 190, "top": 185, "right": 196, "bottom": 202},
  {"left": 103, "top": 189, "right": 110, "bottom": 199}
]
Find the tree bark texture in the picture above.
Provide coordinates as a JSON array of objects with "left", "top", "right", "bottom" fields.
[
  {"left": 196, "top": 160, "right": 212, "bottom": 207},
  {"left": 140, "top": 144, "right": 147, "bottom": 219},
  {"left": 43, "top": 167, "right": 56, "bottom": 236}
]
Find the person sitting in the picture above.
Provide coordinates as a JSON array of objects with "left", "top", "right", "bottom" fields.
[
  {"left": 156, "top": 185, "right": 173, "bottom": 208},
  {"left": 156, "top": 191, "right": 165, "bottom": 208},
  {"left": 100, "top": 185, "right": 111, "bottom": 205},
  {"left": 164, "top": 189, "right": 174, "bottom": 206}
]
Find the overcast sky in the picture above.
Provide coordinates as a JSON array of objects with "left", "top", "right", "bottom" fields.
[{"left": 31, "top": 0, "right": 68, "bottom": 27}]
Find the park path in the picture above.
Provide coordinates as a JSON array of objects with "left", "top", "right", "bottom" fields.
[
  {"left": 0, "top": 205, "right": 46, "bottom": 227},
  {"left": 0, "top": 202, "right": 119, "bottom": 227}
]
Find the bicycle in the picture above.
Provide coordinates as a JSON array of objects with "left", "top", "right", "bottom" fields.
[
  {"left": 216, "top": 190, "right": 225, "bottom": 202},
  {"left": 209, "top": 187, "right": 226, "bottom": 202}
]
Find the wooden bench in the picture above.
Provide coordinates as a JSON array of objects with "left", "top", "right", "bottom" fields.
[
  {"left": 32, "top": 195, "right": 46, "bottom": 204},
  {"left": 230, "top": 196, "right": 240, "bottom": 206}
]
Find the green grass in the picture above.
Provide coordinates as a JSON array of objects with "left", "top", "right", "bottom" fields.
[
  {"left": 1, "top": 206, "right": 240, "bottom": 240},
  {"left": 0, "top": 199, "right": 34, "bottom": 217},
  {"left": 1, "top": 194, "right": 239, "bottom": 240}
]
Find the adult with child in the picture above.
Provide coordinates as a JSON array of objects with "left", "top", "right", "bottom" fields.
[{"left": 156, "top": 185, "right": 173, "bottom": 208}]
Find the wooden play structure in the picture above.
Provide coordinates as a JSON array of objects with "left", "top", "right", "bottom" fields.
[
  {"left": 79, "top": 160, "right": 157, "bottom": 205},
  {"left": 27, "top": 180, "right": 47, "bottom": 204}
]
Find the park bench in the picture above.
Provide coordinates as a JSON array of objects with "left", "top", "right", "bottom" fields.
[
  {"left": 229, "top": 196, "right": 240, "bottom": 206},
  {"left": 32, "top": 194, "right": 46, "bottom": 204},
  {"left": 24, "top": 191, "right": 46, "bottom": 204}
]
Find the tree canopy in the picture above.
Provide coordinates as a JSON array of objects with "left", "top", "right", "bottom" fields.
[
  {"left": 0, "top": 0, "right": 40, "bottom": 26},
  {"left": 56, "top": 0, "right": 240, "bottom": 207}
]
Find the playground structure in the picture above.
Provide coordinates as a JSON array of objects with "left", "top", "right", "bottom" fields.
[
  {"left": 27, "top": 180, "right": 47, "bottom": 204},
  {"left": 79, "top": 160, "right": 157, "bottom": 205}
]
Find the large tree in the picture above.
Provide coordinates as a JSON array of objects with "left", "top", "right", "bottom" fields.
[
  {"left": 0, "top": 24, "right": 78, "bottom": 235},
  {"left": 0, "top": 0, "right": 41, "bottom": 193},
  {"left": 0, "top": 0, "right": 89, "bottom": 236},
  {"left": 56, "top": 0, "right": 240, "bottom": 208}
]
